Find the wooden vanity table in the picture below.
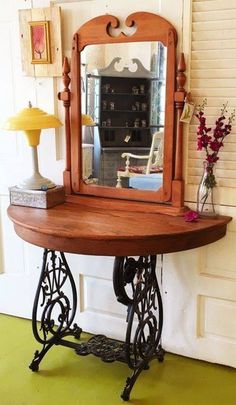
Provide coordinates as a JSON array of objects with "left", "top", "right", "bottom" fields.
[
  {"left": 8, "top": 201, "right": 231, "bottom": 400},
  {"left": 8, "top": 12, "right": 232, "bottom": 401}
]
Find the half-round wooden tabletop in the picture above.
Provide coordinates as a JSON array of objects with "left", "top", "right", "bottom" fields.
[{"left": 8, "top": 202, "right": 231, "bottom": 256}]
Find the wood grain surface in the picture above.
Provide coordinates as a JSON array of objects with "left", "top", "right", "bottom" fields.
[{"left": 8, "top": 202, "right": 231, "bottom": 256}]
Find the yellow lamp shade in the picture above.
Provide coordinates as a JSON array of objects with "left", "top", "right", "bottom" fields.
[
  {"left": 3, "top": 107, "right": 62, "bottom": 131},
  {"left": 82, "top": 114, "right": 95, "bottom": 126},
  {"left": 3, "top": 105, "right": 62, "bottom": 147}
]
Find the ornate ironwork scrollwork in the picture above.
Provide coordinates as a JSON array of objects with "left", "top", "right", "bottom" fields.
[
  {"left": 29, "top": 251, "right": 164, "bottom": 402},
  {"left": 29, "top": 249, "right": 81, "bottom": 371},
  {"left": 75, "top": 334, "right": 127, "bottom": 362},
  {"left": 113, "top": 255, "right": 164, "bottom": 400}
]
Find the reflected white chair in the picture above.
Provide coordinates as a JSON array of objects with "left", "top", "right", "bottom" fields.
[{"left": 116, "top": 131, "right": 164, "bottom": 188}]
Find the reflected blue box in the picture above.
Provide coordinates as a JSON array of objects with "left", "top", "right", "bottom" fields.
[{"left": 129, "top": 174, "right": 163, "bottom": 191}]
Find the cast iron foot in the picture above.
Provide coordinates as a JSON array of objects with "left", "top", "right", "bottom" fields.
[{"left": 157, "top": 345, "right": 165, "bottom": 363}]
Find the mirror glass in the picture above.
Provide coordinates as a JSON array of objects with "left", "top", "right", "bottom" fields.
[{"left": 80, "top": 42, "right": 167, "bottom": 192}]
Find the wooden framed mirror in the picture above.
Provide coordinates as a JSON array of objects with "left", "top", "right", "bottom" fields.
[{"left": 59, "top": 12, "right": 186, "bottom": 215}]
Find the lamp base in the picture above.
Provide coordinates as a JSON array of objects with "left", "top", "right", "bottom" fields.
[
  {"left": 9, "top": 186, "right": 65, "bottom": 209},
  {"left": 17, "top": 172, "right": 56, "bottom": 190}
]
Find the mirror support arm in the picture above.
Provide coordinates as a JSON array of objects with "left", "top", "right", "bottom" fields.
[
  {"left": 172, "top": 53, "right": 186, "bottom": 208},
  {"left": 58, "top": 57, "right": 72, "bottom": 195}
]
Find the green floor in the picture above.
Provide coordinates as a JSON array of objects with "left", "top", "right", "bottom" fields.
[{"left": 0, "top": 314, "right": 236, "bottom": 405}]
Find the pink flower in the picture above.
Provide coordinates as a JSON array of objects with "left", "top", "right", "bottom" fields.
[
  {"left": 197, "top": 135, "right": 211, "bottom": 150},
  {"left": 210, "top": 140, "right": 223, "bottom": 152},
  {"left": 206, "top": 155, "right": 219, "bottom": 164},
  {"left": 184, "top": 210, "right": 199, "bottom": 222}
]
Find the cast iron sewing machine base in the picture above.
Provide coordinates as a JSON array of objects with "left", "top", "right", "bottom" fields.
[{"left": 29, "top": 249, "right": 164, "bottom": 401}]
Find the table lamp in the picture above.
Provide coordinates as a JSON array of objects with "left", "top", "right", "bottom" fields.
[{"left": 3, "top": 102, "right": 62, "bottom": 190}]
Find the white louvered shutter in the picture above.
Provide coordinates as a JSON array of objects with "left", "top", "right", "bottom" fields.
[{"left": 186, "top": 0, "right": 236, "bottom": 206}]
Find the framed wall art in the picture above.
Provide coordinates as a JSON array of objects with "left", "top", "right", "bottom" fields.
[
  {"left": 29, "top": 21, "right": 51, "bottom": 64},
  {"left": 19, "top": 7, "right": 62, "bottom": 77}
]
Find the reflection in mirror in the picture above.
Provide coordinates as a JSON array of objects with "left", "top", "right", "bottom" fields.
[{"left": 81, "top": 42, "right": 167, "bottom": 191}]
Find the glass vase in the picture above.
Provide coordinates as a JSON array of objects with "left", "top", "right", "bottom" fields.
[{"left": 197, "top": 162, "right": 217, "bottom": 217}]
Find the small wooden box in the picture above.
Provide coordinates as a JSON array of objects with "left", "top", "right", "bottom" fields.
[{"left": 9, "top": 186, "right": 65, "bottom": 209}]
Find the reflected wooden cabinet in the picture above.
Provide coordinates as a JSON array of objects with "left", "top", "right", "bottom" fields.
[
  {"left": 99, "top": 75, "right": 152, "bottom": 148},
  {"left": 87, "top": 71, "right": 164, "bottom": 186}
]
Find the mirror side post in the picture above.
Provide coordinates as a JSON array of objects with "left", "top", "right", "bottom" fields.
[
  {"left": 58, "top": 57, "right": 72, "bottom": 195},
  {"left": 172, "top": 52, "right": 186, "bottom": 210}
]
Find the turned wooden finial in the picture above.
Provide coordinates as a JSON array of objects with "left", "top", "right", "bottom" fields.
[
  {"left": 58, "top": 57, "right": 71, "bottom": 105},
  {"left": 176, "top": 53, "right": 186, "bottom": 92},
  {"left": 62, "top": 57, "right": 71, "bottom": 98}
]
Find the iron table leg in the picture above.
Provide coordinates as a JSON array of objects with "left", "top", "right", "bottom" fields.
[
  {"left": 29, "top": 251, "right": 164, "bottom": 401},
  {"left": 29, "top": 249, "right": 82, "bottom": 371},
  {"left": 113, "top": 255, "right": 164, "bottom": 400}
]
